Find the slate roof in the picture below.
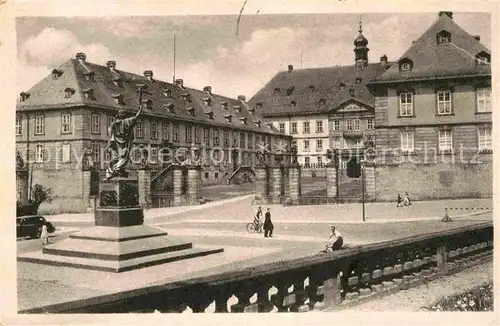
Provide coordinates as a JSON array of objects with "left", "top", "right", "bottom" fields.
[
  {"left": 371, "top": 13, "right": 491, "bottom": 84},
  {"left": 17, "top": 56, "right": 284, "bottom": 135},
  {"left": 248, "top": 63, "right": 391, "bottom": 117}
]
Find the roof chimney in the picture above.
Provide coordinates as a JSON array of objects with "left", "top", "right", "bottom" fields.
[
  {"left": 474, "top": 35, "right": 481, "bottom": 41},
  {"left": 237, "top": 95, "right": 246, "bottom": 102},
  {"left": 380, "top": 54, "right": 388, "bottom": 65},
  {"left": 144, "top": 70, "right": 153, "bottom": 82},
  {"left": 106, "top": 60, "right": 116, "bottom": 70},
  {"left": 288, "top": 65, "right": 293, "bottom": 72},
  {"left": 439, "top": 11, "right": 453, "bottom": 19},
  {"left": 75, "top": 52, "right": 86, "bottom": 64},
  {"left": 203, "top": 86, "right": 212, "bottom": 95},
  {"left": 175, "top": 79, "right": 184, "bottom": 87}
]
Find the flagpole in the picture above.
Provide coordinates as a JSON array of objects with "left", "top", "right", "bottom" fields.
[{"left": 173, "top": 33, "right": 176, "bottom": 84}]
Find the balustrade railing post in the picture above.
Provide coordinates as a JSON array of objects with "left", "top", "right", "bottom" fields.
[
  {"left": 321, "top": 271, "right": 343, "bottom": 308},
  {"left": 436, "top": 245, "right": 448, "bottom": 274},
  {"left": 214, "top": 290, "right": 230, "bottom": 313}
]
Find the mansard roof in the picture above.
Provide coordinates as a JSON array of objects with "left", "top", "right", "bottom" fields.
[{"left": 17, "top": 55, "right": 284, "bottom": 135}]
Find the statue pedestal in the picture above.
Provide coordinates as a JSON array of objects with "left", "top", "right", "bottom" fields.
[{"left": 18, "top": 177, "right": 223, "bottom": 273}]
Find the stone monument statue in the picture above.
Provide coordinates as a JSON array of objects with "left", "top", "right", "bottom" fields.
[
  {"left": 105, "top": 85, "right": 146, "bottom": 179},
  {"left": 290, "top": 142, "right": 298, "bottom": 164}
]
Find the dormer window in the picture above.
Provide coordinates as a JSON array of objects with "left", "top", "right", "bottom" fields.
[
  {"left": 256, "top": 102, "right": 262, "bottom": 110},
  {"left": 290, "top": 101, "right": 296, "bottom": 107},
  {"left": 112, "top": 93, "right": 124, "bottom": 105},
  {"left": 220, "top": 101, "right": 228, "bottom": 110},
  {"left": 349, "top": 87, "right": 355, "bottom": 97},
  {"left": 20, "top": 92, "right": 30, "bottom": 102},
  {"left": 52, "top": 69, "right": 63, "bottom": 80},
  {"left": 205, "top": 109, "right": 214, "bottom": 119},
  {"left": 84, "top": 71, "right": 95, "bottom": 82},
  {"left": 64, "top": 88, "right": 75, "bottom": 99},
  {"left": 437, "top": 30, "right": 451, "bottom": 44},
  {"left": 185, "top": 107, "right": 195, "bottom": 116},
  {"left": 224, "top": 113, "right": 233, "bottom": 123},
  {"left": 309, "top": 85, "right": 315, "bottom": 92},
  {"left": 239, "top": 117, "right": 247, "bottom": 125},
  {"left": 233, "top": 105, "right": 241, "bottom": 113},
  {"left": 203, "top": 86, "right": 212, "bottom": 95},
  {"left": 355, "top": 78, "right": 362, "bottom": 84},
  {"left": 286, "top": 86, "right": 295, "bottom": 96},
  {"left": 254, "top": 120, "right": 262, "bottom": 128},
  {"left": 82, "top": 88, "right": 95, "bottom": 100},
  {"left": 265, "top": 122, "right": 273, "bottom": 128},
  {"left": 339, "top": 83, "right": 346, "bottom": 91},
  {"left": 274, "top": 87, "right": 281, "bottom": 94},
  {"left": 319, "top": 99, "right": 326, "bottom": 106},
  {"left": 112, "top": 77, "right": 123, "bottom": 88},
  {"left": 142, "top": 99, "right": 153, "bottom": 110},
  {"left": 475, "top": 52, "right": 491, "bottom": 65},
  {"left": 164, "top": 103, "right": 175, "bottom": 113},
  {"left": 181, "top": 92, "right": 191, "bottom": 102},
  {"left": 399, "top": 58, "right": 413, "bottom": 72},
  {"left": 202, "top": 97, "right": 212, "bottom": 106},
  {"left": 162, "top": 88, "right": 172, "bottom": 98}
]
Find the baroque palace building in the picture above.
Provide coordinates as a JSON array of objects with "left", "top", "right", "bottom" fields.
[
  {"left": 16, "top": 53, "right": 290, "bottom": 211},
  {"left": 249, "top": 21, "right": 391, "bottom": 177},
  {"left": 367, "top": 12, "right": 492, "bottom": 200}
]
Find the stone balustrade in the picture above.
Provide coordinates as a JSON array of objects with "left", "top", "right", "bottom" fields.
[{"left": 20, "top": 222, "right": 493, "bottom": 313}]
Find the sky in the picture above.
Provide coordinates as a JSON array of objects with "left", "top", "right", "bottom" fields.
[{"left": 16, "top": 12, "right": 491, "bottom": 99}]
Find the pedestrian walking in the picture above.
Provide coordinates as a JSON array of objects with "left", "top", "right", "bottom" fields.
[
  {"left": 397, "top": 194, "right": 403, "bottom": 207},
  {"left": 403, "top": 192, "right": 411, "bottom": 206},
  {"left": 40, "top": 223, "right": 49, "bottom": 246},
  {"left": 263, "top": 208, "right": 274, "bottom": 238}
]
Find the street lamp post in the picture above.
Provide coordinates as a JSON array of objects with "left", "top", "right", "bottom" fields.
[{"left": 361, "top": 158, "right": 366, "bottom": 222}]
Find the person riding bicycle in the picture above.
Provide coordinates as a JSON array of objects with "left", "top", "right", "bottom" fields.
[
  {"left": 254, "top": 206, "right": 263, "bottom": 225},
  {"left": 326, "top": 225, "right": 343, "bottom": 251}
]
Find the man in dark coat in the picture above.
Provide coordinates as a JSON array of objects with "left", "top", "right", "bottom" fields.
[{"left": 264, "top": 208, "right": 274, "bottom": 238}]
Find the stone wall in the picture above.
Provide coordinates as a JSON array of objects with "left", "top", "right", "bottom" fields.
[{"left": 375, "top": 160, "right": 492, "bottom": 201}]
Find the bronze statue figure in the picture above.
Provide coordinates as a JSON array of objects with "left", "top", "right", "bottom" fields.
[{"left": 105, "top": 85, "right": 146, "bottom": 179}]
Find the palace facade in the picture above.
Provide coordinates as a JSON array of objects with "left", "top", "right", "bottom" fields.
[{"left": 16, "top": 53, "right": 290, "bottom": 211}]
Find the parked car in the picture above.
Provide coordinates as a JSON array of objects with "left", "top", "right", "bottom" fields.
[{"left": 16, "top": 215, "right": 55, "bottom": 239}]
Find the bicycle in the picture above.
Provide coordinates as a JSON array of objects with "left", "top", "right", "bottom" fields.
[
  {"left": 317, "top": 243, "right": 351, "bottom": 256},
  {"left": 246, "top": 219, "right": 264, "bottom": 233}
]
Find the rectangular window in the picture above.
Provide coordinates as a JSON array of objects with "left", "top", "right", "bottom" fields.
[
  {"left": 354, "top": 119, "right": 360, "bottom": 130},
  {"left": 92, "top": 143, "right": 100, "bottom": 162},
  {"left": 108, "top": 116, "right": 115, "bottom": 131},
  {"left": 334, "top": 120, "right": 340, "bottom": 131},
  {"left": 303, "top": 121, "right": 310, "bottom": 134},
  {"left": 203, "top": 128, "right": 210, "bottom": 145},
  {"left": 291, "top": 122, "right": 298, "bottom": 134},
  {"left": 478, "top": 127, "right": 492, "bottom": 151},
  {"left": 223, "top": 131, "right": 229, "bottom": 147},
  {"left": 279, "top": 123, "right": 285, "bottom": 133},
  {"left": 399, "top": 92, "right": 413, "bottom": 116},
  {"left": 438, "top": 129, "right": 453, "bottom": 152},
  {"left": 61, "top": 113, "right": 72, "bottom": 134},
  {"left": 316, "top": 139, "right": 323, "bottom": 152},
  {"left": 304, "top": 156, "right": 310, "bottom": 168},
  {"left": 151, "top": 122, "right": 159, "bottom": 139},
  {"left": 240, "top": 133, "right": 246, "bottom": 148},
  {"left": 214, "top": 129, "right": 220, "bottom": 146},
  {"left": 437, "top": 90, "right": 452, "bottom": 115},
  {"left": 232, "top": 132, "right": 238, "bottom": 147},
  {"left": 135, "top": 121, "right": 143, "bottom": 138},
  {"left": 304, "top": 140, "right": 310, "bottom": 152},
  {"left": 248, "top": 134, "right": 253, "bottom": 149},
  {"left": 346, "top": 119, "right": 354, "bottom": 131},
  {"left": 367, "top": 118, "right": 374, "bottom": 130},
  {"left": 400, "top": 131, "right": 414, "bottom": 152},
  {"left": 151, "top": 147, "right": 158, "bottom": 162},
  {"left": 163, "top": 122, "right": 170, "bottom": 140},
  {"left": 62, "top": 143, "right": 71, "bottom": 163},
  {"left": 332, "top": 137, "right": 341, "bottom": 148},
  {"left": 185, "top": 125, "right": 193, "bottom": 144},
  {"left": 16, "top": 114, "right": 22, "bottom": 136},
  {"left": 173, "top": 123, "right": 180, "bottom": 142},
  {"left": 35, "top": 144, "right": 44, "bottom": 162},
  {"left": 91, "top": 113, "right": 100, "bottom": 134},
  {"left": 194, "top": 127, "right": 201, "bottom": 144},
  {"left": 317, "top": 156, "right": 323, "bottom": 164},
  {"left": 477, "top": 88, "right": 491, "bottom": 113},
  {"left": 316, "top": 120, "right": 323, "bottom": 133},
  {"left": 35, "top": 114, "right": 44, "bottom": 135}
]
